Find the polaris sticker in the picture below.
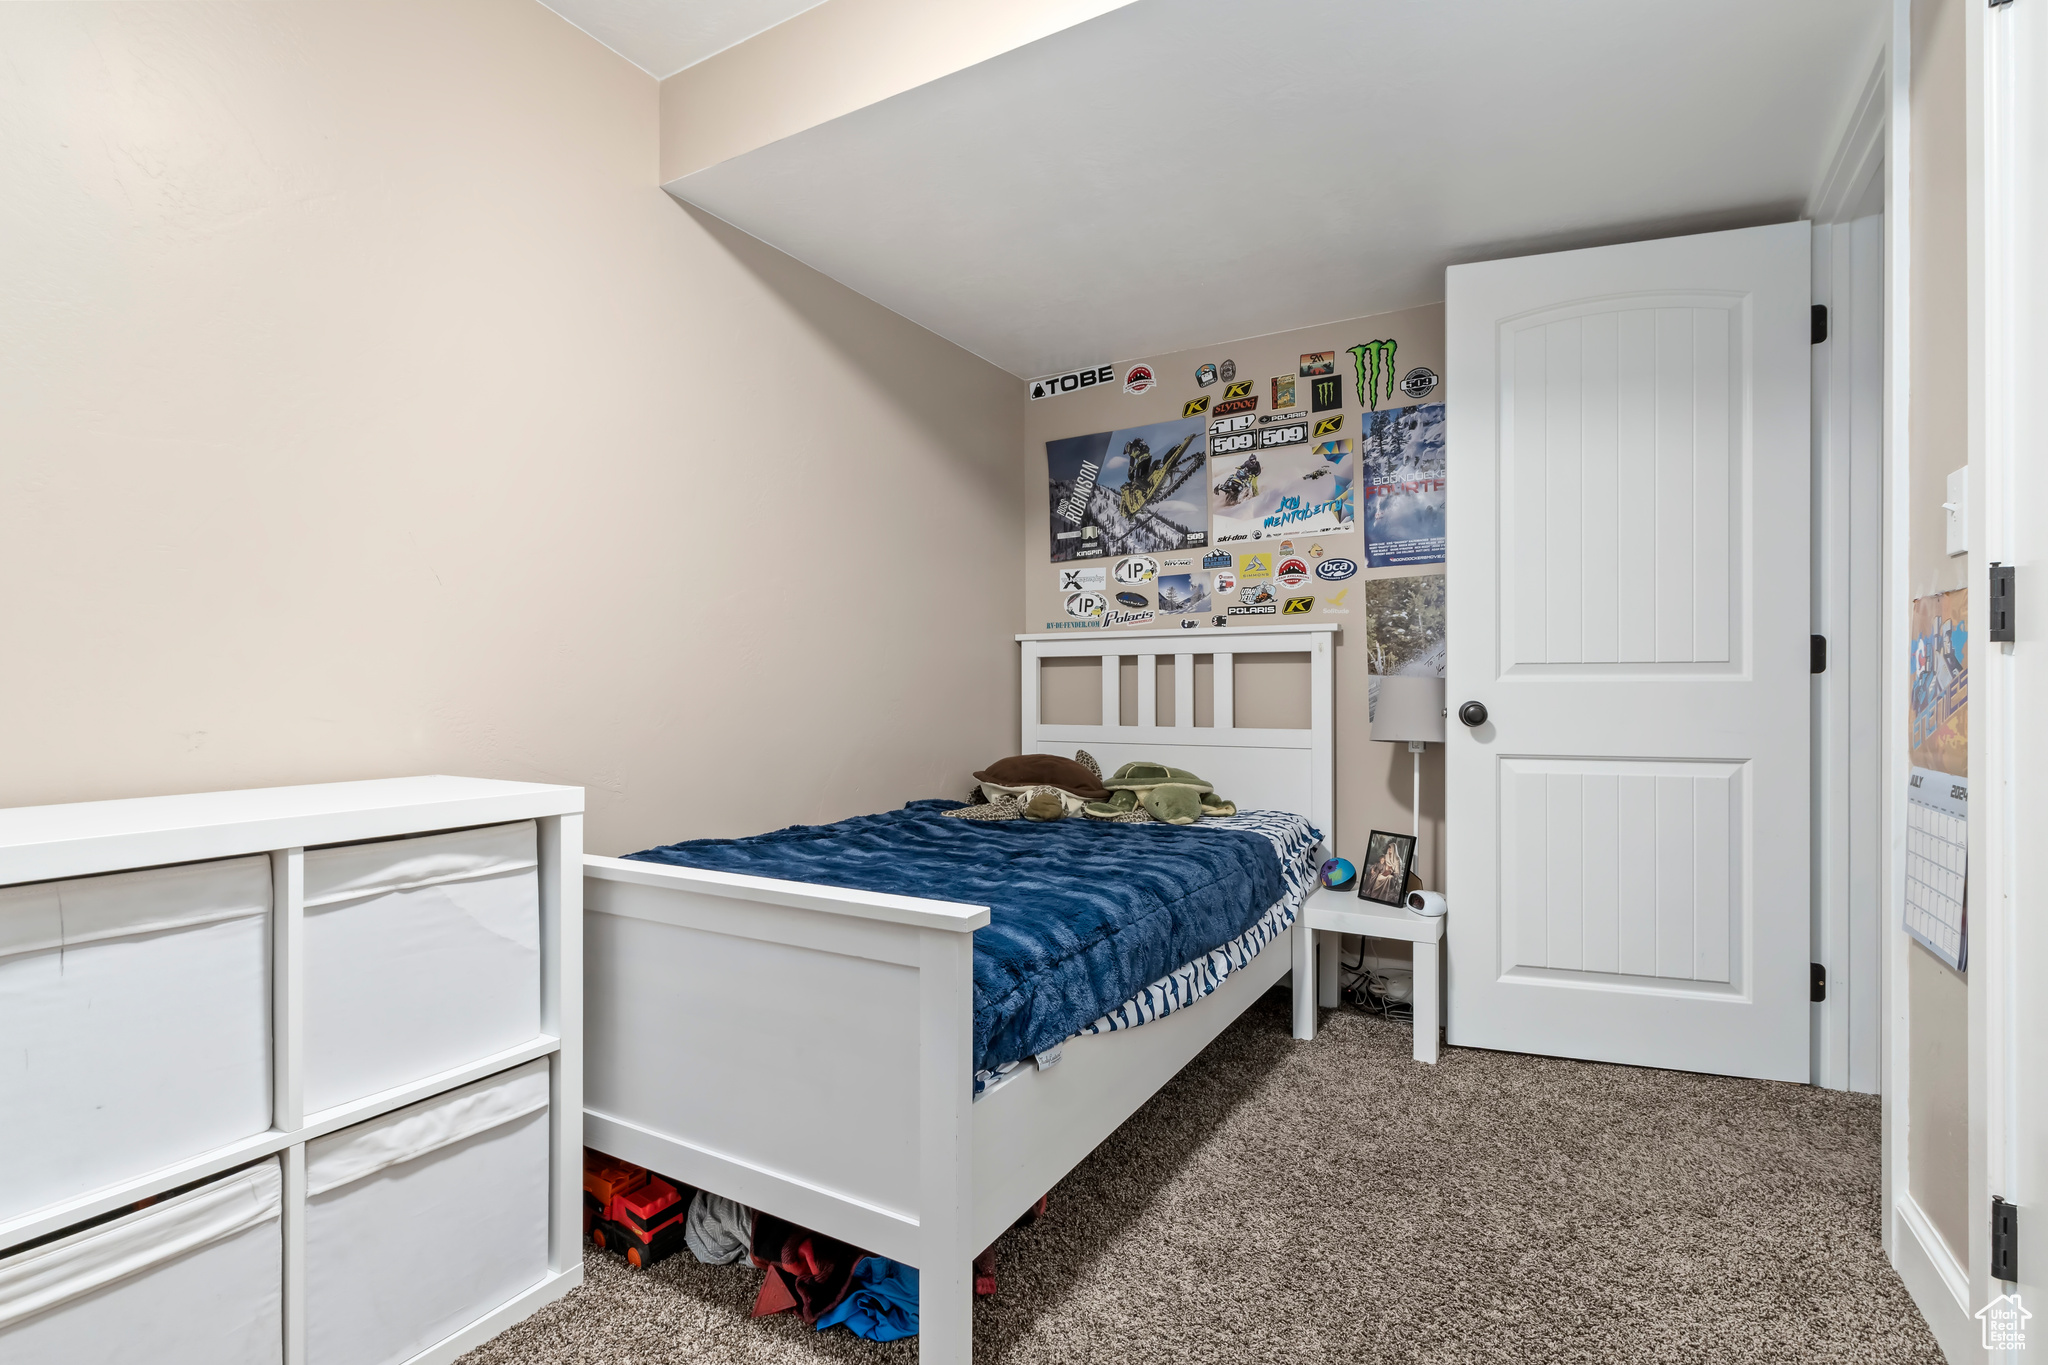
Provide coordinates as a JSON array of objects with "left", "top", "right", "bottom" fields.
[
  {"left": 1030, "top": 364, "right": 1115, "bottom": 400},
  {"left": 1104, "top": 608, "right": 1156, "bottom": 627}
]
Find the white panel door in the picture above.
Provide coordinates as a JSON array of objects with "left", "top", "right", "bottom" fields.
[{"left": 1445, "top": 222, "right": 1811, "bottom": 1081}]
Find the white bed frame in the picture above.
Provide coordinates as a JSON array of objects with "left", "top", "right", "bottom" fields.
[{"left": 582, "top": 624, "right": 1335, "bottom": 1364}]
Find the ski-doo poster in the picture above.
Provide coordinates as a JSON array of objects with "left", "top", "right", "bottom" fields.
[
  {"left": 1207, "top": 433, "right": 1354, "bottom": 545},
  {"left": 1046, "top": 417, "right": 1209, "bottom": 563},
  {"left": 1358, "top": 403, "right": 1446, "bottom": 567}
]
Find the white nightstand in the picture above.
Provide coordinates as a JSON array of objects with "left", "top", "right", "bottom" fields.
[{"left": 1290, "top": 884, "right": 1445, "bottom": 1062}]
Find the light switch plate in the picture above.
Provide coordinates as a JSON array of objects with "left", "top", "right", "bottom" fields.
[{"left": 1946, "top": 467, "right": 1969, "bottom": 557}]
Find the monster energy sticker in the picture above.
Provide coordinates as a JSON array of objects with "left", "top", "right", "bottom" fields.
[
  {"left": 1208, "top": 425, "right": 1355, "bottom": 546},
  {"left": 1271, "top": 374, "right": 1296, "bottom": 409},
  {"left": 1399, "top": 366, "right": 1438, "bottom": 400},
  {"left": 1359, "top": 403, "right": 1446, "bottom": 567},
  {"left": 1046, "top": 417, "right": 1209, "bottom": 563},
  {"left": 1310, "top": 374, "right": 1342, "bottom": 412},
  {"left": 1030, "top": 364, "right": 1115, "bottom": 400},
  {"left": 1348, "top": 339, "right": 1398, "bottom": 410}
]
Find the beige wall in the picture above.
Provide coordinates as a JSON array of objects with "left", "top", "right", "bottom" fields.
[
  {"left": 1021, "top": 306, "right": 1447, "bottom": 888},
  {"left": 0, "top": 1, "right": 1022, "bottom": 857},
  {"left": 1907, "top": 0, "right": 1970, "bottom": 1259},
  {"left": 658, "top": 0, "right": 1133, "bottom": 184}
]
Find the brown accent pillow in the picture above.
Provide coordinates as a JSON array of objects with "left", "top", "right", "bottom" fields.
[{"left": 972, "top": 754, "right": 1110, "bottom": 803}]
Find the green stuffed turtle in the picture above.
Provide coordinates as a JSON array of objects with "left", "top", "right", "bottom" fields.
[{"left": 1080, "top": 762, "right": 1238, "bottom": 826}]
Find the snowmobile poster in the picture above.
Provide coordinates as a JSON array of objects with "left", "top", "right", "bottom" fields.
[
  {"left": 1045, "top": 417, "right": 1210, "bottom": 563},
  {"left": 1358, "top": 403, "right": 1447, "bottom": 567},
  {"left": 1209, "top": 429, "right": 1356, "bottom": 546}
]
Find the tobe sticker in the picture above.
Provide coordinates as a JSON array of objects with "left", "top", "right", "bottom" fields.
[
  {"left": 1059, "top": 567, "right": 1107, "bottom": 592},
  {"left": 1124, "top": 364, "right": 1156, "bottom": 394},
  {"left": 1315, "top": 557, "right": 1359, "bottom": 582},
  {"left": 1238, "top": 553, "right": 1272, "bottom": 579},
  {"left": 1399, "top": 366, "right": 1438, "bottom": 400},
  {"left": 1156, "top": 573, "right": 1210, "bottom": 614},
  {"left": 1064, "top": 591, "right": 1107, "bottom": 619},
  {"left": 1282, "top": 596, "right": 1316, "bottom": 614},
  {"left": 1114, "top": 556, "right": 1158, "bottom": 584},
  {"left": 1183, "top": 395, "right": 1211, "bottom": 417},
  {"left": 1275, "top": 557, "right": 1311, "bottom": 587},
  {"left": 1300, "top": 352, "right": 1335, "bottom": 377},
  {"left": 1030, "top": 364, "right": 1115, "bottom": 400},
  {"left": 1271, "top": 374, "right": 1296, "bottom": 409}
]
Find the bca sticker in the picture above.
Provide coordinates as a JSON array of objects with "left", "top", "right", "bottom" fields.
[
  {"left": 1029, "top": 364, "right": 1115, "bottom": 400},
  {"left": 1282, "top": 596, "right": 1316, "bottom": 615},
  {"left": 1059, "top": 567, "right": 1106, "bottom": 592},
  {"left": 1065, "top": 592, "right": 1106, "bottom": 619},
  {"left": 1315, "top": 557, "right": 1358, "bottom": 582},
  {"left": 1276, "top": 557, "right": 1310, "bottom": 587},
  {"left": 1239, "top": 553, "right": 1272, "bottom": 580},
  {"left": 1113, "top": 556, "right": 1158, "bottom": 585}
]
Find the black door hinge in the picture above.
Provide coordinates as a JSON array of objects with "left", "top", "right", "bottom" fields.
[
  {"left": 1993, "top": 1197, "right": 2020, "bottom": 1281},
  {"left": 1990, "top": 563, "right": 2016, "bottom": 642},
  {"left": 1811, "top": 962, "right": 1827, "bottom": 1002},
  {"left": 1991, "top": 0, "right": 2013, "bottom": 11},
  {"left": 1811, "top": 635, "right": 1828, "bottom": 673},
  {"left": 1812, "top": 305, "right": 1829, "bottom": 344}
]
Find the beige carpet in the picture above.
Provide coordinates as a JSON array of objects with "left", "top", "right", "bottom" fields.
[{"left": 462, "top": 991, "right": 1939, "bottom": 1364}]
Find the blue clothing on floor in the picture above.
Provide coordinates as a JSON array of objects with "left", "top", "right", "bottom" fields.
[{"left": 815, "top": 1257, "right": 918, "bottom": 1341}]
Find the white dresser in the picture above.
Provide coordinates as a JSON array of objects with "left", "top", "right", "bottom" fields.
[{"left": 0, "top": 777, "right": 584, "bottom": 1365}]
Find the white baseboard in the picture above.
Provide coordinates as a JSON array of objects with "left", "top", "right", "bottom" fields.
[
  {"left": 1893, "top": 1192, "right": 1980, "bottom": 1363},
  {"left": 401, "top": 1265, "right": 584, "bottom": 1365}
]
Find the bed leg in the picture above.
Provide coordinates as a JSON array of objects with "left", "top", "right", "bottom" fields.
[
  {"left": 1412, "top": 937, "right": 1441, "bottom": 1064},
  {"left": 1291, "top": 921, "right": 1316, "bottom": 1041},
  {"left": 919, "top": 1259, "right": 975, "bottom": 1364}
]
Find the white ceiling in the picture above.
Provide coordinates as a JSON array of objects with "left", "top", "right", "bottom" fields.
[
  {"left": 669, "top": 0, "right": 1886, "bottom": 378},
  {"left": 538, "top": 0, "right": 824, "bottom": 78}
]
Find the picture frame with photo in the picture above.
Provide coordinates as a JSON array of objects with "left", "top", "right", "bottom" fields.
[{"left": 1357, "top": 829, "right": 1417, "bottom": 906}]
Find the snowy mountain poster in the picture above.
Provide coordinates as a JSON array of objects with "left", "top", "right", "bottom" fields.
[
  {"left": 1358, "top": 403, "right": 1446, "bottom": 567},
  {"left": 1207, "top": 437, "right": 1355, "bottom": 545},
  {"left": 1047, "top": 417, "right": 1210, "bottom": 563}
]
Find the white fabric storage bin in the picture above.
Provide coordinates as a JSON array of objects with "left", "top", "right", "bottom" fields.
[
  {"left": 0, "top": 856, "right": 272, "bottom": 1224},
  {"left": 0, "top": 1159, "right": 282, "bottom": 1365},
  {"left": 303, "top": 821, "right": 541, "bottom": 1115},
  {"left": 305, "top": 1058, "right": 551, "bottom": 1365}
]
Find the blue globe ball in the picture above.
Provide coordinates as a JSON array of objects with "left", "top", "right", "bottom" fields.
[{"left": 1319, "top": 857, "right": 1356, "bottom": 891}]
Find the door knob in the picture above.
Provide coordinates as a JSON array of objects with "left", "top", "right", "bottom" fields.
[{"left": 1458, "top": 700, "right": 1488, "bottom": 728}]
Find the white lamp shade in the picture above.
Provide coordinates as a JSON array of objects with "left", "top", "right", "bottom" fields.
[{"left": 1371, "top": 675, "right": 1447, "bottom": 743}]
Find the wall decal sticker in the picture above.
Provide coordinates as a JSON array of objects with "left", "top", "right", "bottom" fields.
[
  {"left": 1347, "top": 339, "right": 1398, "bottom": 410},
  {"left": 1030, "top": 363, "right": 1115, "bottom": 400}
]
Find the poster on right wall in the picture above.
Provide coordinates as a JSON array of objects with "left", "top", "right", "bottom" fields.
[{"left": 1359, "top": 404, "right": 1446, "bottom": 566}]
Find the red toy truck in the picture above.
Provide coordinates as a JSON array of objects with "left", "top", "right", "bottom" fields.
[{"left": 583, "top": 1150, "right": 690, "bottom": 1269}]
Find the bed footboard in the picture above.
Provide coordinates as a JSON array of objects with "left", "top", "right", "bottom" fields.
[{"left": 582, "top": 856, "right": 987, "bottom": 1361}]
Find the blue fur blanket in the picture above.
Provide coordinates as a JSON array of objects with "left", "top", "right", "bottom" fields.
[{"left": 624, "top": 800, "right": 1314, "bottom": 1078}]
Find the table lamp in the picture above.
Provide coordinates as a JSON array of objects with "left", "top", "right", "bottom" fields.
[{"left": 1371, "top": 676, "right": 1446, "bottom": 839}]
